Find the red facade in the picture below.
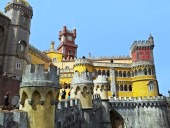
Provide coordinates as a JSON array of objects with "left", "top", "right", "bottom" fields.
[{"left": 132, "top": 48, "right": 152, "bottom": 62}]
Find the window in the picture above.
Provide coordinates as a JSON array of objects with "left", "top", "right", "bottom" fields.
[
  {"left": 16, "top": 62, "right": 21, "bottom": 69},
  {"left": 65, "top": 66, "right": 69, "bottom": 69},
  {"left": 148, "top": 81, "right": 154, "bottom": 91},
  {"left": 18, "top": 44, "right": 24, "bottom": 51},
  {"left": 52, "top": 58, "right": 57, "bottom": 62},
  {"left": 68, "top": 50, "right": 72, "bottom": 55}
]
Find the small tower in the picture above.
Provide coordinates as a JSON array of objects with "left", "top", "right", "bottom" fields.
[
  {"left": 74, "top": 58, "right": 94, "bottom": 73},
  {"left": 71, "top": 70, "right": 94, "bottom": 127},
  {"left": 130, "top": 35, "right": 159, "bottom": 97},
  {"left": 57, "top": 26, "right": 78, "bottom": 59},
  {"left": 94, "top": 75, "right": 112, "bottom": 128},
  {"left": 0, "top": 12, "right": 10, "bottom": 74},
  {"left": 2, "top": 0, "right": 33, "bottom": 77},
  {"left": 19, "top": 64, "right": 60, "bottom": 128}
]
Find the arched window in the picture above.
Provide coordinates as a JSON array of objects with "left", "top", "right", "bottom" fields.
[
  {"left": 124, "top": 85, "right": 128, "bottom": 91},
  {"left": 120, "top": 85, "right": 123, "bottom": 91},
  {"left": 148, "top": 68, "right": 151, "bottom": 75},
  {"left": 102, "top": 70, "right": 106, "bottom": 75},
  {"left": 107, "top": 70, "right": 110, "bottom": 77},
  {"left": 135, "top": 70, "right": 138, "bottom": 76},
  {"left": 98, "top": 70, "right": 101, "bottom": 75},
  {"left": 129, "top": 85, "right": 132, "bottom": 91},
  {"left": 144, "top": 68, "right": 147, "bottom": 75},
  {"left": 123, "top": 71, "right": 126, "bottom": 77},
  {"left": 127, "top": 71, "right": 131, "bottom": 77},
  {"left": 148, "top": 81, "right": 154, "bottom": 91},
  {"left": 119, "top": 71, "right": 122, "bottom": 77},
  {"left": 17, "top": 40, "right": 27, "bottom": 57}
]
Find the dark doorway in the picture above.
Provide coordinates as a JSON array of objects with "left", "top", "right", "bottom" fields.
[{"left": 110, "top": 109, "right": 124, "bottom": 128}]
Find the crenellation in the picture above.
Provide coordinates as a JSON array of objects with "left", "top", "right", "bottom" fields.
[{"left": 21, "top": 64, "right": 59, "bottom": 87}]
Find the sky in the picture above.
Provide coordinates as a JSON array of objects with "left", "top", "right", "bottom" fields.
[{"left": 0, "top": 0, "right": 170, "bottom": 96}]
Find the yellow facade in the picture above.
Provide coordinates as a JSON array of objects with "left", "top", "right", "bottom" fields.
[{"left": 29, "top": 36, "right": 159, "bottom": 99}]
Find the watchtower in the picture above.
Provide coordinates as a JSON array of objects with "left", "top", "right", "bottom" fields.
[
  {"left": 2, "top": 0, "right": 33, "bottom": 78},
  {"left": 19, "top": 64, "right": 60, "bottom": 128},
  {"left": 130, "top": 35, "right": 158, "bottom": 97}
]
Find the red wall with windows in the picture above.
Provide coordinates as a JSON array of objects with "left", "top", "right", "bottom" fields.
[{"left": 132, "top": 48, "right": 152, "bottom": 62}]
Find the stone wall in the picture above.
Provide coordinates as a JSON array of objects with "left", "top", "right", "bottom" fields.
[
  {"left": 0, "top": 110, "right": 28, "bottom": 128},
  {"left": 110, "top": 96, "right": 170, "bottom": 128}
]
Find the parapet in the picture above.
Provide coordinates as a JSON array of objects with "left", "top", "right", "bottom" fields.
[
  {"left": 20, "top": 64, "right": 59, "bottom": 88},
  {"left": 130, "top": 35, "right": 154, "bottom": 52},
  {"left": 90, "top": 55, "right": 131, "bottom": 60},
  {"left": 71, "top": 71, "right": 93, "bottom": 85},
  {"left": 5, "top": 0, "right": 33, "bottom": 18},
  {"left": 109, "top": 96, "right": 168, "bottom": 107},
  {"left": 57, "top": 98, "right": 81, "bottom": 109},
  {"left": 93, "top": 75, "right": 108, "bottom": 85},
  {"left": 74, "top": 58, "right": 92, "bottom": 66}
]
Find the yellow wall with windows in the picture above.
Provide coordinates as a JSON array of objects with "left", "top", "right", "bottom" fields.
[
  {"left": 46, "top": 52, "right": 63, "bottom": 63},
  {"left": 28, "top": 53, "right": 49, "bottom": 69}
]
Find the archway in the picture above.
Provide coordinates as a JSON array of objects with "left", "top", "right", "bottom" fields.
[{"left": 110, "top": 109, "right": 124, "bottom": 128}]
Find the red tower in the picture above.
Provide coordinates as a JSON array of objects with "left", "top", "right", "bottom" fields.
[
  {"left": 130, "top": 34, "right": 154, "bottom": 63},
  {"left": 57, "top": 26, "right": 78, "bottom": 59}
]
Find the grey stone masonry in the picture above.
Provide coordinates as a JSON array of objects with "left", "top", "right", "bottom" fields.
[
  {"left": 110, "top": 68, "right": 116, "bottom": 96},
  {"left": 109, "top": 96, "right": 170, "bottom": 128},
  {"left": 20, "top": 64, "right": 60, "bottom": 87},
  {"left": 0, "top": 110, "right": 28, "bottom": 128}
]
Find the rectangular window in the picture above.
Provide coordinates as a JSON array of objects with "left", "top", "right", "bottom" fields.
[
  {"left": 149, "top": 84, "right": 154, "bottom": 91},
  {"left": 52, "top": 58, "right": 57, "bottom": 62},
  {"left": 16, "top": 62, "right": 21, "bottom": 70}
]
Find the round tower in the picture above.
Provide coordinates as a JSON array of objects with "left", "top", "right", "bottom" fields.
[
  {"left": 93, "top": 75, "right": 109, "bottom": 100},
  {"left": 2, "top": 0, "right": 33, "bottom": 77},
  {"left": 70, "top": 70, "right": 94, "bottom": 108},
  {"left": 71, "top": 58, "right": 94, "bottom": 108},
  {"left": 130, "top": 35, "right": 158, "bottom": 97},
  {"left": 94, "top": 75, "right": 112, "bottom": 128},
  {"left": 19, "top": 64, "right": 60, "bottom": 128},
  {"left": 74, "top": 58, "right": 93, "bottom": 73}
]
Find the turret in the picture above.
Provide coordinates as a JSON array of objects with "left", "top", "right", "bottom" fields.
[
  {"left": 19, "top": 64, "right": 60, "bottom": 128},
  {"left": 71, "top": 71, "right": 94, "bottom": 108},
  {"left": 1, "top": 0, "right": 33, "bottom": 77},
  {"left": 130, "top": 35, "right": 159, "bottom": 97},
  {"left": 74, "top": 57, "right": 94, "bottom": 73},
  {"left": 93, "top": 75, "right": 112, "bottom": 128},
  {"left": 57, "top": 26, "right": 78, "bottom": 59}
]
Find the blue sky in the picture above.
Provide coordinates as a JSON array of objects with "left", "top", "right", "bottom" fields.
[{"left": 0, "top": 0, "right": 170, "bottom": 96}]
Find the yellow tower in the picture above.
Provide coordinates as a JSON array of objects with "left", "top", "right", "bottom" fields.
[
  {"left": 71, "top": 58, "right": 94, "bottom": 108},
  {"left": 19, "top": 64, "right": 60, "bottom": 128},
  {"left": 73, "top": 58, "right": 93, "bottom": 73}
]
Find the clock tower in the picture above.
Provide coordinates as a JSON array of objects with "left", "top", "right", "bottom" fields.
[{"left": 57, "top": 26, "right": 78, "bottom": 59}]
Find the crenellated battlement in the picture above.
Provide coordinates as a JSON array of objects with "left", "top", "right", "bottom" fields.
[
  {"left": 130, "top": 38, "right": 154, "bottom": 52},
  {"left": 74, "top": 58, "right": 92, "bottom": 66},
  {"left": 57, "top": 98, "right": 81, "bottom": 109},
  {"left": 5, "top": 0, "right": 33, "bottom": 18},
  {"left": 93, "top": 75, "right": 108, "bottom": 84},
  {"left": 20, "top": 64, "right": 59, "bottom": 87},
  {"left": 90, "top": 55, "right": 131, "bottom": 60},
  {"left": 71, "top": 71, "right": 93, "bottom": 85},
  {"left": 110, "top": 96, "right": 169, "bottom": 107}
]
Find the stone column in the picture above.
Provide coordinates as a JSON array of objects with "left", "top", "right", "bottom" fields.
[{"left": 110, "top": 68, "right": 116, "bottom": 96}]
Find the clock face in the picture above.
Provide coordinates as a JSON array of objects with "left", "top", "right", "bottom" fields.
[{"left": 67, "top": 35, "right": 72, "bottom": 41}]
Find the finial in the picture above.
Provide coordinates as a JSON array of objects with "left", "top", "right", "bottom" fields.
[{"left": 149, "top": 34, "right": 153, "bottom": 39}]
